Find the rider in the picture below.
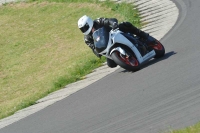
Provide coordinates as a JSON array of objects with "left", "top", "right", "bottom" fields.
[{"left": 77, "top": 15, "right": 155, "bottom": 58}]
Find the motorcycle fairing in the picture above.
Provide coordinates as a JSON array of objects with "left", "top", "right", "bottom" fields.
[
  {"left": 93, "top": 27, "right": 109, "bottom": 53},
  {"left": 109, "top": 30, "right": 156, "bottom": 64},
  {"left": 93, "top": 27, "right": 156, "bottom": 64}
]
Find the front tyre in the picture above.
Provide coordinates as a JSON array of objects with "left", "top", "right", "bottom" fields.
[
  {"left": 111, "top": 49, "right": 140, "bottom": 71},
  {"left": 107, "top": 58, "right": 117, "bottom": 68}
]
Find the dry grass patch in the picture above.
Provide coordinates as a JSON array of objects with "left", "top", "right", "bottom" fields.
[{"left": 0, "top": 1, "right": 124, "bottom": 119}]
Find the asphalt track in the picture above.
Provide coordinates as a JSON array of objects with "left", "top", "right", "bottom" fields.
[{"left": 1, "top": 0, "right": 200, "bottom": 132}]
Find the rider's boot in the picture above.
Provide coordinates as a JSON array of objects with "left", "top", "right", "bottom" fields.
[
  {"left": 120, "top": 22, "right": 156, "bottom": 44},
  {"left": 134, "top": 28, "right": 156, "bottom": 45}
]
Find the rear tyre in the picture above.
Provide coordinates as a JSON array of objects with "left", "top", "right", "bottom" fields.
[
  {"left": 111, "top": 48, "right": 140, "bottom": 71},
  {"left": 149, "top": 40, "right": 165, "bottom": 58}
]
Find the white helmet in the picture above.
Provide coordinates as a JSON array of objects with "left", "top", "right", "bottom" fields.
[{"left": 78, "top": 15, "right": 93, "bottom": 35}]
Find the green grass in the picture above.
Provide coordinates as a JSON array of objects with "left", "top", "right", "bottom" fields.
[
  {"left": 0, "top": 0, "right": 141, "bottom": 119},
  {"left": 166, "top": 122, "right": 200, "bottom": 133}
]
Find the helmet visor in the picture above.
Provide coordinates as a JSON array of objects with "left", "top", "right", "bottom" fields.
[{"left": 80, "top": 23, "right": 90, "bottom": 33}]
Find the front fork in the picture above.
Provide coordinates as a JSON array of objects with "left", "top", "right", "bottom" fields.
[
  {"left": 110, "top": 47, "right": 131, "bottom": 60},
  {"left": 110, "top": 47, "right": 126, "bottom": 56}
]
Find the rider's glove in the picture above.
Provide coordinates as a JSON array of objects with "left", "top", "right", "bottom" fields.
[
  {"left": 112, "top": 22, "right": 118, "bottom": 30},
  {"left": 88, "top": 43, "right": 95, "bottom": 50}
]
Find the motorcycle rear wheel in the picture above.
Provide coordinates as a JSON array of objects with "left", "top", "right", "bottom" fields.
[
  {"left": 149, "top": 40, "right": 165, "bottom": 58},
  {"left": 111, "top": 48, "right": 140, "bottom": 71}
]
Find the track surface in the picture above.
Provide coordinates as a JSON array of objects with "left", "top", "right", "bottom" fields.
[{"left": 1, "top": 0, "right": 200, "bottom": 132}]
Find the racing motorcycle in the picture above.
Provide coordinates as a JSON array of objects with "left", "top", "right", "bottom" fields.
[{"left": 93, "top": 27, "right": 165, "bottom": 71}]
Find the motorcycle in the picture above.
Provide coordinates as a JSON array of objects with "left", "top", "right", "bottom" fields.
[{"left": 93, "top": 27, "right": 165, "bottom": 71}]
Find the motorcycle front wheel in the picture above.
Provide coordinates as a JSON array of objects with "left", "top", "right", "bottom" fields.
[{"left": 111, "top": 48, "right": 140, "bottom": 71}]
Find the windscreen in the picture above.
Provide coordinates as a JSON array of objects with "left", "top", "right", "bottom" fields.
[{"left": 92, "top": 27, "right": 109, "bottom": 53}]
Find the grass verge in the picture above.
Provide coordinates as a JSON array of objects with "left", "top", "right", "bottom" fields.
[
  {"left": 166, "top": 122, "right": 200, "bottom": 133},
  {"left": 0, "top": 0, "right": 141, "bottom": 119}
]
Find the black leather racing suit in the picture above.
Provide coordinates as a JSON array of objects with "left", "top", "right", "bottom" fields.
[{"left": 84, "top": 17, "right": 149, "bottom": 58}]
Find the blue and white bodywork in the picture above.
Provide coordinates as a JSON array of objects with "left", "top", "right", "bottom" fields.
[{"left": 93, "top": 27, "right": 156, "bottom": 64}]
